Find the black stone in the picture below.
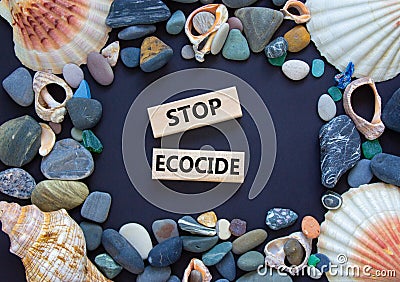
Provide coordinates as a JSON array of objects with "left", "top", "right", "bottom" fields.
[
  {"left": 66, "top": 98, "right": 102, "bottom": 130},
  {"left": 320, "top": 115, "right": 361, "bottom": 188},
  {"left": 371, "top": 153, "right": 400, "bottom": 186},
  {"left": 382, "top": 88, "right": 400, "bottom": 132}
]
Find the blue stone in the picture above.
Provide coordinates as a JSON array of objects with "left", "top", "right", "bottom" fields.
[
  {"left": 66, "top": 98, "right": 102, "bottom": 130},
  {"left": 148, "top": 237, "right": 183, "bottom": 267},
  {"left": 272, "top": 0, "right": 287, "bottom": 6},
  {"left": 312, "top": 59, "right": 325, "bottom": 78},
  {"left": 315, "top": 253, "right": 331, "bottom": 273},
  {"left": 137, "top": 266, "right": 171, "bottom": 282},
  {"left": 265, "top": 208, "right": 298, "bottom": 230},
  {"left": 335, "top": 62, "right": 354, "bottom": 89},
  {"left": 382, "top": 88, "right": 400, "bottom": 133},
  {"left": 2, "top": 67, "right": 33, "bottom": 107},
  {"left": 216, "top": 251, "right": 236, "bottom": 280},
  {"left": 80, "top": 221, "right": 102, "bottom": 251},
  {"left": 167, "top": 275, "right": 181, "bottom": 282},
  {"left": 94, "top": 253, "right": 123, "bottom": 279},
  {"left": 121, "top": 47, "right": 141, "bottom": 68},
  {"left": 347, "top": 159, "right": 373, "bottom": 188},
  {"left": 222, "top": 29, "right": 250, "bottom": 61},
  {"left": 81, "top": 191, "right": 111, "bottom": 223},
  {"left": 166, "top": 10, "right": 186, "bottom": 35},
  {"left": 118, "top": 25, "right": 156, "bottom": 40},
  {"left": 264, "top": 37, "right": 288, "bottom": 59},
  {"left": 216, "top": 280, "right": 230, "bottom": 282},
  {"left": 202, "top": 242, "right": 232, "bottom": 266},
  {"left": 182, "top": 236, "right": 219, "bottom": 253},
  {"left": 371, "top": 153, "right": 400, "bottom": 186},
  {"left": 101, "top": 229, "right": 144, "bottom": 274},
  {"left": 73, "top": 80, "right": 91, "bottom": 99}
]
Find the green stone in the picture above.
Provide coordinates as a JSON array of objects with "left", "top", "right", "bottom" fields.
[
  {"left": 312, "top": 59, "right": 325, "bottom": 78},
  {"left": 362, "top": 139, "right": 382, "bottom": 160},
  {"left": 268, "top": 53, "right": 286, "bottom": 66},
  {"left": 308, "top": 254, "right": 321, "bottom": 267},
  {"left": 222, "top": 29, "right": 250, "bottom": 61},
  {"left": 82, "top": 130, "right": 103, "bottom": 153},
  {"left": 95, "top": 253, "right": 123, "bottom": 279},
  {"left": 328, "top": 86, "right": 343, "bottom": 102}
]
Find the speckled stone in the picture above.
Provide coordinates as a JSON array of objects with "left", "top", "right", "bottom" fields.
[
  {"left": 362, "top": 139, "right": 382, "bottom": 160},
  {"left": 371, "top": 153, "right": 400, "bottom": 186},
  {"left": 301, "top": 216, "right": 320, "bottom": 239},
  {"left": 118, "top": 25, "right": 156, "bottom": 40},
  {"left": 321, "top": 190, "right": 342, "bottom": 210},
  {"left": 265, "top": 37, "right": 288, "bottom": 59},
  {"left": 182, "top": 235, "right": 219, "bottom": 253},
  {"left": 222, "top": 29, "right": 250, "bottom": 61},
  {"left": 66, "top": 97, "right": 102, "bottom": 130},
  {"left": 222, "top": 0, "right": 258, "bottom": 9},
  {"left": 202, "top": 242, "right": 232, "bottom": 266},
  {"left": 282, "top": 60, "right": 310, "bottom": 81},
  {"left": 63, "top": 63, "right": 84, "bottom": 88},
  {"left": 266, "top": 208, "right": 298, "bottom": 230},
  {"left": 73, "top": 80, "right": 91, "bottom": 99},
  {"left": 137, "top": 266, "right": 171, "bottom": 282},
  {"left": 227, "top": 17, "right": 243, "bottom": 31},
  {"left": 140, "top": 36, "right": 173, "bottom": 72},
  {"left": 284, "top": 25, "right": 310, "bottom": 53},
  {"left": 237, "top": 251, "right": 265, "bottom": 271},
  {"left": 71, "top": 127, "right": 83, "bottom": 142},
  {"left": 95, "top": 253, "right": 123, "bottom": 279},
  {"left": 152, "top": 219, "right": 179, "bottom": 243},
  {"left": 148, "top": 237, "right": 183, "bottom": 267},
  {"left": 81, "top": 191, "right": 112, "bottom": 223},
  {"left": 87, "top": 52, "right": 114, "bottom": 86},
  {"left": 181, "top": 45, "right": 195, "bottom": 60},
  {"left": 166, "top": 10, "right": 186, "bottom": 35},
  {"left": 121, "top": 47, "right": 141, "bottom": 68},
  {"left": 347, "top": 159, "right": 373, "bottom": 187},
  {"left": 229, "top": 218, "right": 247, "bottom": 236},
  {"left": 232, "top": 229, "right": 268, "bottom": 254},
  {"left": 0, "top": 115, "right": 41, "bottom": 167},
  {"left": 312, "top": 59, "right": 325, "bottom": 78},
  {"left": 2, "top": 67, "right": 33, "bottom": 107},
  {"left": 0, "top": 168, "right": 35, "bottom": 199},
  {"left": 80, "top": 221, "right": 103, "bottom": 251},
  {"left": 216, "top": 251, "right": 236, "bottom": 281},
  {"left": 211, "top": 23, "right": 230, "bottom": 55}
]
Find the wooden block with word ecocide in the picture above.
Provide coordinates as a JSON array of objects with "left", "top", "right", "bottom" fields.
[
  {"left": 148, "top": 87, "right": 242, "bottom": 138},
  {"left": 152, "top": 148, "right": 245, "bottom": 183}
]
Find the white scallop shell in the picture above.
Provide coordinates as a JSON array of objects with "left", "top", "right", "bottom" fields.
[
  {"left": 306, "top": 0, "right": 400, "bottom": 82},
  {"left": 317, "top": 182, "right": 400, "bottom": 281}
]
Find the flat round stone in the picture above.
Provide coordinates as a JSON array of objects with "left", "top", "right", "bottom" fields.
[
  {"left": 121, "top": 47, "right": 141, "bottom": 68},
  {"left": 318, "top": 94, "right": 336, "bottom": 121},
  {"left": 0, "top": 168, "right": 36, "bottom": 199},
  {"left": 197, "top": 211, "right": 217, "bottom": 227},
  {"left": 71, "top": 127, "right": 83, "bottom": 142},
  {"left": 282, "top": 60, "right": 310, "bottom": 81},
  {"left": 119, "top": 223, "right": 153, "bottom": 259},
  {"left": 63, "top": 63, "right": 84, "bottom": 88},
  {"left": 94, "top": 253, "right": 123, "bottom": 279},
  {"left": 232, "top": 229, "right": 268, "bottom": 254},
  {"left": 81, "top": 191, "right": 112, "bottom": 223},
  {"left": 327, "top": 86, "right": 343, "bottom": 102},
  {"left": 347, "top": 159, "right": 373, "bottom": 187},
  {"left": 87, "top": 52, "right": 114, "bottom": 86},
  {"left": 80, "top": 221, "right": 103, "bottom": 251},
  {"left": 301, "top": 216, "right": 320, "bottom": 239},
  {"left": 118, "top": 25, "right": 156, "bottom": 40},
  {"left": 2, "top": 67, "right": 33, "bottom": 107},
  {"left": 152, "top": 219, "right": 179, "bottom": 243},
  {"left": 371, "top": 153, "right": 400, "bottom": 186},
  {"left": 181, "top": 45, "right": 195, "bottom": 60},
  {"left": 237, "top": 251, "right": 265, "bottom": 271},
  {"left": 216, "top": 219, "right": 231, "bottom": 240},
  {"left": 66, "top": 98, "right": 102, "bottom": 130},
  {"left": 321, "top": 190, "right": 343, "bottom": 210}
]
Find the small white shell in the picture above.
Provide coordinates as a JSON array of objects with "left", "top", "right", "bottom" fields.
[{"left": 38, "top": 123, "right": 56, "bottom": 156}]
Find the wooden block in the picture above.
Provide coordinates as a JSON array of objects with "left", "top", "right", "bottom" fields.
[
  {"left": 152, "top": 148, "right": 245, "bottom": 183},
  {"left": 148, "top": 87, "right": 242, "bottom": 138}
]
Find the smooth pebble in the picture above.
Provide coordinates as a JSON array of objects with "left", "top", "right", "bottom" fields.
[
  {"left": 232, "top": 229, "right": 268, "bottom": 255},
  {"left": 237, "top": 251, "right": 265, "bottom": 271},
  {"left": 148, "top": 237, "right": 183, "bottom": 267},
  {"left": 284, "top": 25, "right": 310, "bottom": 53},
  {"left": 140, "top": 36, "right": 173, "bottom": 73},
  {"left": 181, "top": 45, "right": 195, "bottom": 60},
  {"left": 66, "top": 97, "right": 102, "bottom": 130},
  {"left": 301, "top": 216, "right": 320, "bottom": 239},
  {"left": 182, "top": 235, "right": 219, "bottom": 253},
  {"left": 284, "top": 238, "right": 305, "bottom": 266},
  {"left": 216, "top": 219, "right": 231, "bottom": 240},
  {"left": 121, "top": 47, "right": 141, "bottom": 68},
  {"left": 49, "top": 122, "right": 62, "bottom": 134},
  {"left": 119, "top": 223, "right": 153, "bottom": 259},
  {"left": 197, "top": 211, "right": 217, "bottom": 228},
  {"left": 347, "top": 159, "right": 373, "bottom": 187},
  {"left": 71, "top": 127, "right": 83, "bottom": 142},
  {"left": 362, "top": 139, "right": 382, "bottom": 160},
  {"left": 63, "top": 64, "right": 84, "bottom": 88},
  {"left": 312, "top": 59, "right": 325, "bottom": 78},
  {"left": 166, "top": 10, "right": 186, "bottom": 35},
  {"left": 215, "top": 251, "right": 236, "bottom": 281},
  {"left": 118, "top": 25, "right": 156, "bottom": 40},
  {"left": 82, "top": 130, "right": 103, "bottom": 154},
  {"left": 227, "top": 17, "right": 243, "bottom": 31},
  {"left": 81, "top": 191, "right": 112, "bottom": 223},
  {"left": 80, "top": 221, "right": 103, "bottom": 251},
  {"left": 87, "top": 52, "right": 114, "bottom": 86},
  {"left": 202, "top": 242, "right": 232, "bottom": 266},
  {"left": 282, "top": 60, "right": 310, "bottom": 81},
  {"left": 2, "top": 67, "right": 33, "bottom": 107},
  {"left": 222, "top": 29, "right": 250, "bottom": 61},
  {"left": 371, "top": 153, "right": 400, "bottom": 186},
  {"left": 95, "top": 253, "right": 123, "bottom": 279},
  {"left": 137, "top": 266, "right": 171, "bottom": 282},
  {"left": 211, "top": 23, "right": 230, "bottom": 55},
  {"left": 229, "top": 218, "right": 247, "bottom": 236},
  {"left": 152, "top": 219, "right": 179, "bottom": 243},
  {"left": 318, "top": 94, "right": 336, "bottom": 121}
]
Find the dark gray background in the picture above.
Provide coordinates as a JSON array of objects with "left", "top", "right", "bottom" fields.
[{"left": 0, "top": 0, "right": 399, "bottom": 281}]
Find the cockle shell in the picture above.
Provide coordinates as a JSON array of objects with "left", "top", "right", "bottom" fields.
[
  {"left": 343, "top": 77, "right": 385, "bottom": 140},
  {"left": 306, "top": 0, "right": 400, "bottom": 82},
  {"left": 0, "top": 0, "right": 112, "bottom": 74},
  {"left": 38, "top": 123, "right": 55, "bottom": 156},
  {"left": 317, "top": 183, "right": 400, "bottom": 281},
  {"left": 33, "top": 71, "right": 73, "bottom": 123},
  {"left": 0, "top": 201, "right": 111, "bottom": 282},
  {"left": 183, "top": 258, "right": 212, "bottom": 282},
  {"left": 281, "top": 0, "right": 311, "bottom": 24},
  {"left": 264, "top": 231, "right": 312, "bottom": 275}
]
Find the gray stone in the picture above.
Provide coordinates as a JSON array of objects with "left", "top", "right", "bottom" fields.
[
  {"left": 87, "top": 52, "right": 114, "bottom": 86},
  {"left": 265, "top": 37, "right": 288, "bottom": 59},
  {"left": 382, "top": 88, "right": 400, "bottom": 133},
  {"left": 152, "top": 219, "right": 179, "bottom": 243},
  {"left": 80, "top": 221, "right": 103, "bottom": 251},
  {"left": 318, "top": 94, "right": 336, "bottom": 122},
  {"left": 66, "top": 97, "right": 102, "bottom": 130},
  {"left": 216, "top": 251, "right": 236, "bottom": 280},
  {"left": 371, "top": 153, "right": 400, "bottom": 186},
  {"left": 178, "top": 216, "right": 216, "bottom": 236},
  {"left": 2, "top": 67, "right": 33, "bottom": 107},
  {"left": 167, "top": 276, "right": 181, "bottom": 282},
  {"left": 121, "top": 47, "right": 141, "bottom": 68},
  {"left": 71, "top": 127, "right": 83, "bottom": 142},
  {"left": 222, "top": 0, "right": 258, "bottom": 8},
  {"left": 148, "top": 237, "right": 183, "bottom": 267},
  {"left": 266, "top": 208, "right": 297, "bottom": 230},
  {"left": 166, "top": 10, "right": 186, "bottom": 35},
  {"left": 272, "top": 0, "right": 287, "bottom": 7},
  {"left": 202, "top": 242, "right": 232, "bottom": 266},
  {"left": 118, "top": 25, "right": 156, "bottom": 40},
  {"left": 182, "top": 235, "right": 219, "bottom": 253},
  {"left": 237, "top": 251, "right": 265, "bottom": 271},
  {"left": 320, "top": 115, "right": 361, "bottom": 188},
  {"left": 41, "top": 139, "right": 94, "bottom": 180},
  {"left": 137, "top": 266, "right": 171, "bottom": 282},
  {"left": 200, "top": 0, "right": 214, "bottom": 3},
  {"left": 222, "top": 29, "right": 250, "bottom": 61},
  {"left": 232, "top": 229, "right": 268, "bottom": 254},
  {"left": 347, "top": 159, "right": 373, "bottom": 187},
  {"left": 235, "top": 7, "right": 284, "bottom": 53},
  {"left": 181, "top": 45, "right": 195, "bottom": 60},
  {"left": 62, "top": 64, "right": 84, "bottom": 88},
  {"left": 81, "top": 191, "right": 112, "bottom": 223},
  {"left": 284, "top": 239, "right": 304, "bottom": 266},
  {"left": 0, "top": 115, "right": 41, "bottom": 167},
  {"left": 189, "top": 270, "right": 202, "bottom": 282},
  {"left": 95, "top": 253, "right": 123, "bottom": 279},
  {"left": 0, "top": 168, "right": 35, "bottom": 199},
  {"left": 211, "top": 23, "right": 230, "bottom": 55}
]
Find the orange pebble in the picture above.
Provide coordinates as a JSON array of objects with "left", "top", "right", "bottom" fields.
[
  {"left": 284, "top": 25, "right": 310, "bottom": 52},
  {"left": 301, "top": 216, "right": 320, "bottom": 239}
]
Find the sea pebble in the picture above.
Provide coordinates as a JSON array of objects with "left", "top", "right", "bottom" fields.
[
  {"left": 197, "top": 211, "right": 217, "bottom": 227},
  {"left": 181, "top": 45, "right": 195, "bottom": 60},
  {"left": 0, "top": 168, "right": 35, "bottom": 199},
  {"left": 189, "top": 270, "right": 202, "bottom": 282},
  {"left": 0, "top": 115, "right": 41, "bottom": 167},
  {"left": 31, "top": 180, "right": 89, "bottom": 212},
  {"left": 237, "top": 251, "right": 265, "bottom": 271},
  {"left": 49, "top": 122, "right": 62, "bottom": 134},
  {"left": 193, "top": 11, "right": 215, "bottom": 34},
  {"left": 71, "top": 127, "right": 83, "bottom": 142},
  {"left": 284, "top": 25, "right": 310, "bottom": 52},
  {"left": 282, "top": 60, "right": 310, "bottom": 81},
  {"left": 327, "top": 86, "right": 342, "bottom": 102},
  {"left": 232, "top": 229, "right": 268, "bottom": 254},
  {"left": 227, "top": 17, "right": 243, "bottom": 31},
  {"left": 229, "top": 218, "right": 247, "bottom": 236},
  {"left": 371, "top": 153, "right": 400, "bottom": 186},
  {"left": 87, "top": 52, "right": 114, "bottom": 86},
  {"left": 272, "top": 0, "right": 287, "bottom": 6},
  {"left": 66, "top": 97, "right": 102, "bottom": 130},
  {"left": 301, "top": 216, "right": 320, "bottom": 239},
  {"left": 321, "top": 191, "right": 342, "bottom": 210},
  {"left": 167, "top": 275, "right": 181, "bottom": 282},
  {"left": 211, "top": 23, "right": 230, "bottom": 55},
  {"left": 152, "top": 219, "right": 179, "bottom": 243},
  {"left": 119, "top": 223, "right": 153, "bottom": 259},
  {"left": 41, "top": 139, "right": 94, "bottom": 180},
  {"left": 264, "top": 37, "right": 288, "bottom": 59},
  {"left": 216, "top": 219, "right": 231, "bottom": 240},
  {"left": 140, "top": 36, "right": 173, "bottom": 73},
  {"left": 171, "top": 0, "right": 198, "bottom": 3},
  {"left": 95, "top": 253, "right": 123, "bottom": 279},
  {"left": 62, "top": 64, "right": 84, "bottom": 88},
  {"left": 178, "top": 216, "right": 216, "bottom": 236},
  {"left": 118, "top": 25, "right": 157, "bottom": 40},
  {"left": 312, "top": 59, "right": 325, "bottom": 78},
  {"left": 308, "top": 254, "right": 321, "bottom": 267},
  {"left": 222, "top": 0, "right": 257, "bottom": 9},
  {"left": 215, "top": 280, "right": 229, "bottom": 282},
  {"left": 137, "top": 266, "right": 171, "bottom": 282},
  {"left": 216, "top": 251, "right": 236, "bottom": 281},
  {"left": 382, "top": 88, "right": 400, "bottom": 133},
  {"left": 308, "top": 267, "right": 323, "bottom": 279},
  {"left": 121, "top": 47, "right": 141, "bottom": 68},
  {"left": 202, "top": 242, "right": 232, "bottom": 266},
  {"left": 347, "top": 159, "right": 373, "bottom": 187},
  {"left": 82, "top": 130, "right": 103, "bottom": 153},
  {"left": 283, "top": 238, "right": 305, "bottom": 266},
  {"left": 265, "top": 208, "right": 298, "bottom": 230},
  {"left": 166, "top": 10, "right": 186, "bottom": 35},
  {"left": 222, "top": 29, "right": 250, "bottom": 61},
  {"left": 106, "top": 0, "right": 170, "bottom": 28},
  {"left": 81, "top": 191, "right": 112, "bottom": 223},
  {"left": 268, "top": 53, "right": 287, "bottom": 67},
  {"left": 320, "top": 115, "right": 361, "bottom": 188},
  {"left": 182, "top": 235, "right": 219, "bottom": 253},
  {"left": 148, "top": 237, "right": 183, "bottom": 267},
  {"left": 101, "top": 229, "right": 145, "bottom": 274},
  {"left": 362, "top": 139, "right": 382, "bottom": 160},
  {"left": 2, "top": 67, "right": 33, "bottom": 107},
  {"left": 101, "top": 41, "right": 120, "bottom": 67},
  {"left": 318, "top": 94, "right": 336, "bottom": 121},
  {"left": 80, "top": 221, "right": 103, "bottom": 251},
  {"left": 73, "top": 80, "right": 91, "bottom": 99},
  {"left": 200, "top": 0, "right": 214, "bottom": 3},
  {"left": 315, "top": 253, "right": 331, "bottom": 273}
]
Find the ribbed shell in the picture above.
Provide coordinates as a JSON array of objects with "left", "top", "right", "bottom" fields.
[
  {"left": 306, "top": 0, "right": 400, "bottom": 82},
  {"left": 0, "top": 202, "right": 111, "bottom": 282},
  {"left": 317, "top": 183, "right": 400, "bottom": 281},
  {"left": 0, "top": 0, "right": 112, "bottom": 74}
]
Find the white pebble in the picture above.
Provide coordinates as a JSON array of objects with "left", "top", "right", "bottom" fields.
[
  {"left": 119, "top": 223, "right": 153, "bottom": 260},
  {"left": 216, "top": 219, "right": 231, "bottom": 240},
  {"left": 318, "top": 94, "right": 336, "bottom": 121},
  {"left": 282, "top": 60, "right": 310, "bottom": 81}
]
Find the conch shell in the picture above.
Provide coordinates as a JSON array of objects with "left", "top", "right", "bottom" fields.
[
  {"left": 0, "top": 0, "right": 112, "bottom": 74},
  {"left": 183, "top": 258, "right": 212, "bottom": 282},
  {"left": 185, "top": 4, "right": 228, "bottom": 62},
  {"left": 264, "top": 231, "right": 312, "bottom": 275},
  {"left": 0, "top": 202, "right": 111, "bottom": 282},
  {"left": 33, "top": 71, "right": 73, "bottom": 123},
  {"left": 281, "top": 0, "right": 311, "bottom": 24}
]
